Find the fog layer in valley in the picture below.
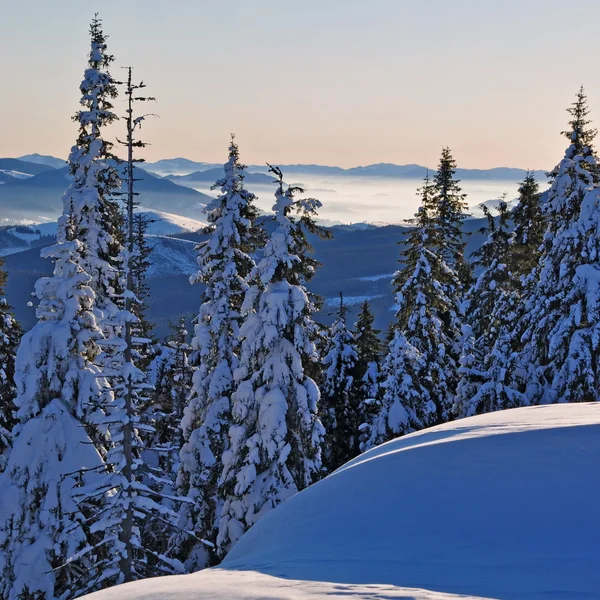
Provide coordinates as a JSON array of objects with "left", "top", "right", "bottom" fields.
[{"left": 189, "top": 174, "right": 548, "bottom": 224}]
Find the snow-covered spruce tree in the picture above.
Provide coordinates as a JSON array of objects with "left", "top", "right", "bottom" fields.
[
  {"left": 216, "top": 165, "right": 328, "bottom": 558},
  {"left": 354, "top": 300, "right": 381, "bottom": 400},
  {"left": 508, "top": 171, "right": 545, "bottom": 279},
  {"left": 0, "top": 260, "right": 22, "bottom": 473},
  {"left": 320, "top": 293, "right": 360, "bottom": 471},
  {"left": 0, "top": 19, "right": 127, "bottom": 597},
  {"left": 176, "top": 137, "right": 263, "bottom": 569},
  {"left": 142, "top": 317, "right": 192, "bottom": 547},
  {"left": 454, "top": 201, "right": 526, "bottom": 417},
  {"left": 130, "top": 212, "right": 155, "bottom": 370},
  {"left": 354, "top": 301, "right": 382, "bottom": 445},
  {"left": 0, "top": 222, "right": 112, "bottom": 599},
  {"left": 512, "top": 87, "right": 600, "bottom": 405},
  {"left": 63, "top": 14, "right": 123, "bottom": 326},
  {"left": 428, "top": 147, "right": 471, "bottom": 286},
  {"left": 363, "top": 175, "right": 462, "bottom": 449},
  {"left": 85, "top": 68, "right": 189, "bottom": 586}
]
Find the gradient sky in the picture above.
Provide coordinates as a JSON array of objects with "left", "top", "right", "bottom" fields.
[{"left": 1, "top": 0, "right": 600, "bottom": 169}]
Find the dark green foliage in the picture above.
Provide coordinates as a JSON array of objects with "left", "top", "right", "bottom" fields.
[
  {"left": 389, "top": 175, "right": 462, "bottom": 426},
  {"left": 321, "top": 294, "right": 361, "bottom": 471},
  {"left": 354, "top": 301, "right": 381, "bottom": 379},
  {"left": 509, "top": 172, "right": 545, "bottom": 278},
  {"left": 131, "top": 213, "right": 155, "bottom": 370},
  {"left": 267, "top": 164, "right": 332, "bottom": 286},
  {"left": 0, "top": 260, "right": 22, "bottom": 471},
  {"left": 428, "top": 147, "right": 471, "bottom": 285}
]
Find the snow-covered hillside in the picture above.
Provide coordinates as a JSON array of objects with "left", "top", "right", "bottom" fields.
[
  {"left": 137, "top": 208, "right": 205, "bottom": 235},
  {"left": 0, "top": 209, "right": 204, "bottom": 257},
  {"left": 84, "top": 403, "right": 600, "bottom": 600},
  {"left": 145, "top": 235, "right": 197, "bottom": 277}
]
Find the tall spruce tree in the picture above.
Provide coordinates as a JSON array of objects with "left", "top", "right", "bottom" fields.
[
  {"left": 0, "top": 19, "right": 127, "bottom": 596},
  {"left": 454, "top": 201, "right": 526, "bottom": 416},
  {"left": 63, "top": 14, "right": 123, "bottom": 325},
  {"left": 354, "top": 300, "right": 381, "bottom": 400},
  {"left": 320, "top": 293, "right": 360, "bottom": 471},
  {"left": 354, "top": 301, "right": 381, "bottom": 445},
  {"left": 176, "top": 137, "right": 262, "bottom": 569},
  {"left": 216, "top": 166, "right": 327, "bottom": 558},
  {"left": 130, "top": 212, "right": 155, "bottom": 369},
  {"left": 0, "top": 260, "right": 22, "bottom": 473},
  {"left": 512, "top": 87, "right": 600, "bottom": 405},
  {"left": 509, "top": 171, "right": 545, "bottom": 278},
  {"left": 363, "top": 176, "right": 461, "bottom": 449},
  {"left": 429, "top": 147, "right": 471, "bottom": 285},
  {"left": 0, "top": 25, "right": 120, "bottom": 586},
  {"left": 85, "top": 68, "right": 188, "bottom": 587}
]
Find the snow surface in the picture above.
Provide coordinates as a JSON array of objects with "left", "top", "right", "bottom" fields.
[
  {"left": 26, "top": 208, "right": 205, "bottom": 240},
  {"left": 7, "top": 227, "right": 42, "bottom": 243},
  {"left": 84, "top": 403, "right": 600, "bottom": 600},
  {"left": 0, "top": 169, "right": 33, "bottom": 180},
  {"left": 324, "top": 294, "right": 384, "bottom": 307},
  {"left": 144, "top": 236, "right": 197, "bottom": 277},
  {"left": 136, "top": 207, "right": 206, "bottom": 235},
  {"left": 358, "top": 272, "right": 395, "bottom": 281}
]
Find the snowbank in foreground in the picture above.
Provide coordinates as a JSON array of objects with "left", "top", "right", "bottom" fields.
[
  {"left": 85, "top": 569, "right": 487, "bottom": 599},
  {"left": 85, "top": 403, "right": 600, "bottom": 600}
]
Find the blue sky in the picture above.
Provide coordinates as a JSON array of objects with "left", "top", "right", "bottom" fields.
[{"left": 1, "top": 0, "right": 599, "bottom": 168}]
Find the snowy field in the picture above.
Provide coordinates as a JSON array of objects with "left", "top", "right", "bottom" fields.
[
  {"left": 188, "top": 175, "right": 544, "bottom": 225},
  {"left": 85, "top": 403, "right": 600, "bottom": 600}
]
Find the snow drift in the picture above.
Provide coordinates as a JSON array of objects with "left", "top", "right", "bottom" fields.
[{"left": 86, "top": 403, "right": 600, "bottom": 599}]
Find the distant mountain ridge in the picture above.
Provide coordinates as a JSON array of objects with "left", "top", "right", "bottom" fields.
[
  {"left": 143, "top": 157, "right": 547, "bottom": 181},
  {"left": 18, "top": 154, "right": 67, "bottom": 169},
  {"left": 7, "top": 153, "right": 548, "bottom": 182},
  {"left": 0, "top": 163, "right": 212, "bottom": 221},
  {"left": 166, "top": 168, "right": 275, "bottom": 186},
  {"left": 0, "top": 158, "right": 55, "bottom": 176}
]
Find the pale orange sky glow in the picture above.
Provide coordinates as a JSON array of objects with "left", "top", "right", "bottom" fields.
[{"left": 1, "top": 0, "right": 600, "bottom": 169}]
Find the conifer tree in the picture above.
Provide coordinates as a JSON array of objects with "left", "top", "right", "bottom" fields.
[
  {"left": 63, "top": 14, "right": 123, "bottom": 324},
  {"left": 354, "top": 300, "right": 381, "bottom": 400},
  {"left": 454, "top": 201, "right": 526, "bottom": 416},
  {"left": 320, "top": 293, "right": 360, "bottom": 471},
  {"left": 89, "top": 67, "right": 188, "bottom": 586},
  {"left": 149, "top": 318, "right": 192, "bottom": 473},
  {"left": 429, "top": 147, "right": 471, "bottom": 285},
  {"left": 354, "top": 301, "right": 382, "bottom": 443},
  {"left": 176, "top": 137, "right": 262, "bottom": 569},
  {"left": 131, "top": 213, "right": 155, "bottom": 366},
  {"left": 362, "top": 175, "right": 461, "bottom": 448},
  {"left": 0, "top": 260, "right": 22, "bottom": 473},
  {"left": 139, "top": 320, "right": 193, "bottom": 571},
  {"left": 0, "top": 155, "right": 111, "bottom": 600},
  {"left": 0, "top": 19, "right": 151, "bottom": 599},
  {"left": 509, "top": 171, "right": 545, "bottom": 278},
  {"left": 217, "top": 166, "right": 328, "bottom": 558},
  {"left": 364, "top": 176, "right": 461, "bottom": 448},
  {"left": 513, "top": 87, "right": 600, "bottom": 405}
]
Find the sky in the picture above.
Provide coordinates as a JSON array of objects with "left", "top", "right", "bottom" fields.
[{"left": 1, "top": 0, "right": 600, "bottom": 169}]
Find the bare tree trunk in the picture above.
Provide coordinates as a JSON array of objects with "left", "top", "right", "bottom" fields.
[{"left": 119, "top": 66, "right": 135, "bottom": 583}]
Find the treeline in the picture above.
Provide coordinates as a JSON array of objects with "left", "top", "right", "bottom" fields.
[{"left": 0, "top": 15, "right": 598, "bottom": 600}]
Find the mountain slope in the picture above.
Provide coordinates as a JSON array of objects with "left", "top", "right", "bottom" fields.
[
  {"left": 143, "top": 158, "right": 547, "bottom": 181},
  {"left": 144, "top": 158, "right": 219, "bottom": 176},
  {"left": 1, "top": 218, "right": 488, "bottom": 337},
  {"left": 84, "top": 403, "right": 600, "bottom": 599},
  {"left": 0, "top": 158, "right": 55, "bottom": 176},
  {"left": 0, "top": 165, "right": 212, "bottom": 221},
  {"left": 18, "top": 153, "right": 66, "bottom": 169},
  {"left": 166, "top": 168, "right": 274, "bottom": 186}
]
